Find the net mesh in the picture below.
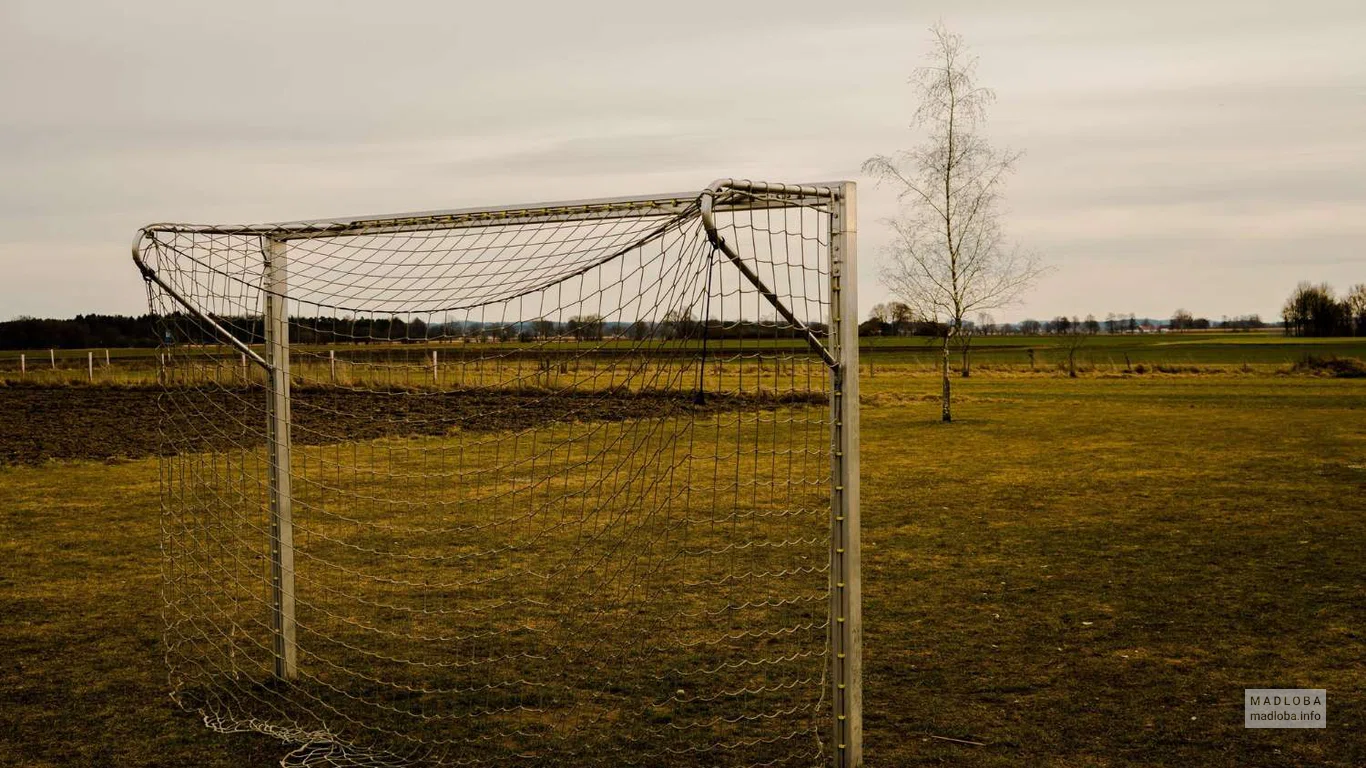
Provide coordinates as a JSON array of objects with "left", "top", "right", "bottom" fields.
[{"left": 138, "top": 184, "right": 844, "bottom": 767}]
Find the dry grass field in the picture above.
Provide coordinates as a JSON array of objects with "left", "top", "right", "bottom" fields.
[{"left": 2, "top": 361, "right": 1364, "bottom": 766}]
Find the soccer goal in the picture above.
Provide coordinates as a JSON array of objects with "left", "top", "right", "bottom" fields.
[{"left": 133, "top": 179, "right": 860, "bottom": 767}]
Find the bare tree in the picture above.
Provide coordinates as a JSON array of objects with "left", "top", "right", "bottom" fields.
[
  {"left": 863, "top": 24, "right": 1046, "bottom": 422},
  {"left": 890, "top": 302, "right": 915, "bottom": 335},
  {"left": 566, "top": 314, "right": 605, "bottom": 342},
  {"left": 1346, "top": 283, "right": 1366, "bottom": 336},
  {"left": 957, "top": 320, "right": 976, "bottom": 378},
  {"left": 661, "top": 306, "right": 697, "bottom": 341},
  {"left": 1064, "top": 321, "right": 1087, "bottom": 378},
  {"left": 1282, "top": 283, "right": 1347, "bottom": 337},
  {"left": 1171, "top": 308, "right": 1195, "bottom": 331},
  {"left": 532, "top": 318, "right": 558, "bottom": 340}
]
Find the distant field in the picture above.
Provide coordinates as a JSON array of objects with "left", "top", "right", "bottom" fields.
[
  {"left": 861, "top": 331, "right": 1366, "bottom": 367},
  {"left": 2, "top": 368, "right": 1363, "bottom": 766},
  {"left": 2, "top": 331, "right": 1364, "bottom": 387}
]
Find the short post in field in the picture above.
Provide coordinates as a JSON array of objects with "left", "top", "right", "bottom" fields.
[
  {"left": 431, "top": 349, "right": 439, "bottom": 385},
  {"left": 329, "top": 349, "right": 336, "bottom": 384},
  {"left": 50, "top": 349, "right": 55, "bottom": 369},
  {"left": 104, "top": 349, "right": 110, "bottom": 367},
  {"left": 19, "top": 353, "right": 25, "bottom": 377},
  {"left": 241, "top": 353, "right": 248, "bottom": 385},
  {"left": 263, "top": 237, "right": 297, "bottom": 681},
  {"left": 87, "top": 352, "right": 93, "bottom": 382}
]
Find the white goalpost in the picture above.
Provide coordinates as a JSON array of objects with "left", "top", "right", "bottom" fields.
[{"left": 133, "top": 179, "right": 860, "bottom": 767}]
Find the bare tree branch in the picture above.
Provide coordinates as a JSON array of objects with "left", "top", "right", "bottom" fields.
[{"left": 863, "top": 22, "right": 1050, "bottom": 422}]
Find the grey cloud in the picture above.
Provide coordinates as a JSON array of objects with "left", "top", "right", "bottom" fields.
[
  {"left": 432, "top": 134, "right": 726, "bottom": 177},
  {"left": 1, "top": 0, "right": 1363, "bottom": 320}
]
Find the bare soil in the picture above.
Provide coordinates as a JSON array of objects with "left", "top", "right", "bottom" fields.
[{"left": 0, "top": 385, "right": 818, "bottom": 465}]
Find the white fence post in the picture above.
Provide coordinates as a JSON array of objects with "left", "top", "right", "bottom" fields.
[
  {"left": 20, "top": 353, "right": 25, "bottom": 377},
  {"left": 330, "top": 349, "right": 336, "bottom": 384},
  {"left": 104, "top": 348, "right": 110, "bottom": 367},
  {"left": 432, "top": 349, "right": 439, "bottom": 385},
  {"left": 264, "top": 237, "right": 297, "bottom": 681},
  {"left": 88, "top": 352, "right": 94, "bottom": 382},
  {"left": 241, "top": 353, "right": 248, "bottom": 385},
  {"left": 50, "top": 349, "right": 55, "bottom": 369}
]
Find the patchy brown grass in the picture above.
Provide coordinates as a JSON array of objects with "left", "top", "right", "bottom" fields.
[
  {"left": 2, "top": 372, "right": 1365, "bottom": 766},
  {"left": 1291, "top": 355, "right": 1366, "bottom": 379}
]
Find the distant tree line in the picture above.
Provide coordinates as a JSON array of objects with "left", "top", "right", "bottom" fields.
[
  {"left": 0, "top": 309, "right": 828, "bottom": 349},
  {"left": 856, "top": 303, "right": 1269, "bottom": 337},
  {"left": 0, "top": 314, "right": 163, "bottom": 349},
  {"left": 1282, "top": 282, "right": 1366, "bottom": 337},
  {"left": 15, "top": 281, "right": 1356, "bottom": 349},
  {"left": 857, "top": 303, "right": 947, "bottom": 337}
]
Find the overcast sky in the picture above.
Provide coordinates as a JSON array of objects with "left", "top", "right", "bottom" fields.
[{"left": 2, "top": 0, "right": 1362, "bottom": 323}]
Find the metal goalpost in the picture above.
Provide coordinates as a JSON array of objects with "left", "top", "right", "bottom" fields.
[{"left": 134, "top": 178, "right": 860, "bottom": 767}]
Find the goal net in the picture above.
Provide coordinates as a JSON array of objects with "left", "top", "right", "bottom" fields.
[{"left": 133, "top": 179, "right": 860, "bottom": 767}]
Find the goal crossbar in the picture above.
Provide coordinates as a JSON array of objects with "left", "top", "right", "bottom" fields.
[
  {"left": 133, "top": 178, "right": 842, "bottom": 240},
  {"left": 133, "top": 179, "right": 848, "bottom": 370}
]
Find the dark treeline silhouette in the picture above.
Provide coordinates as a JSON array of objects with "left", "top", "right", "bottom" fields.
[
  {"left": 1282, "top": 282, "right": 1366, "bottom": 337},
  {"left": 856, "top": 281, "right": 1366, "bottom": 340},
  {"left": 0, "top": 311, "right": 829, "bottom": 350},
  {"left": 0, "top": 314, "right": 432, "bottom": 349},
  {"left": 856, "top": 303, "right": 1270, "bottom": 338},
  {"left": 13, "top": 280, "right": 1358, "bottom": 349},
  {"left": 857, "top": 317, "right": 947, "bottom": 337},
  {"left": 0, "top": 314, "right": 163, "bottom": 349}
]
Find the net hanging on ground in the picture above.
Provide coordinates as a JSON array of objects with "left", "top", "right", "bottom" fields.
[{"left": 134, "top": 179, "right": 861, "bottom": 767}]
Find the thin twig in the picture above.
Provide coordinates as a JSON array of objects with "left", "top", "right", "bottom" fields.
[{"left": 929, "top": 734, "right": 988, "bottom": 747}]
